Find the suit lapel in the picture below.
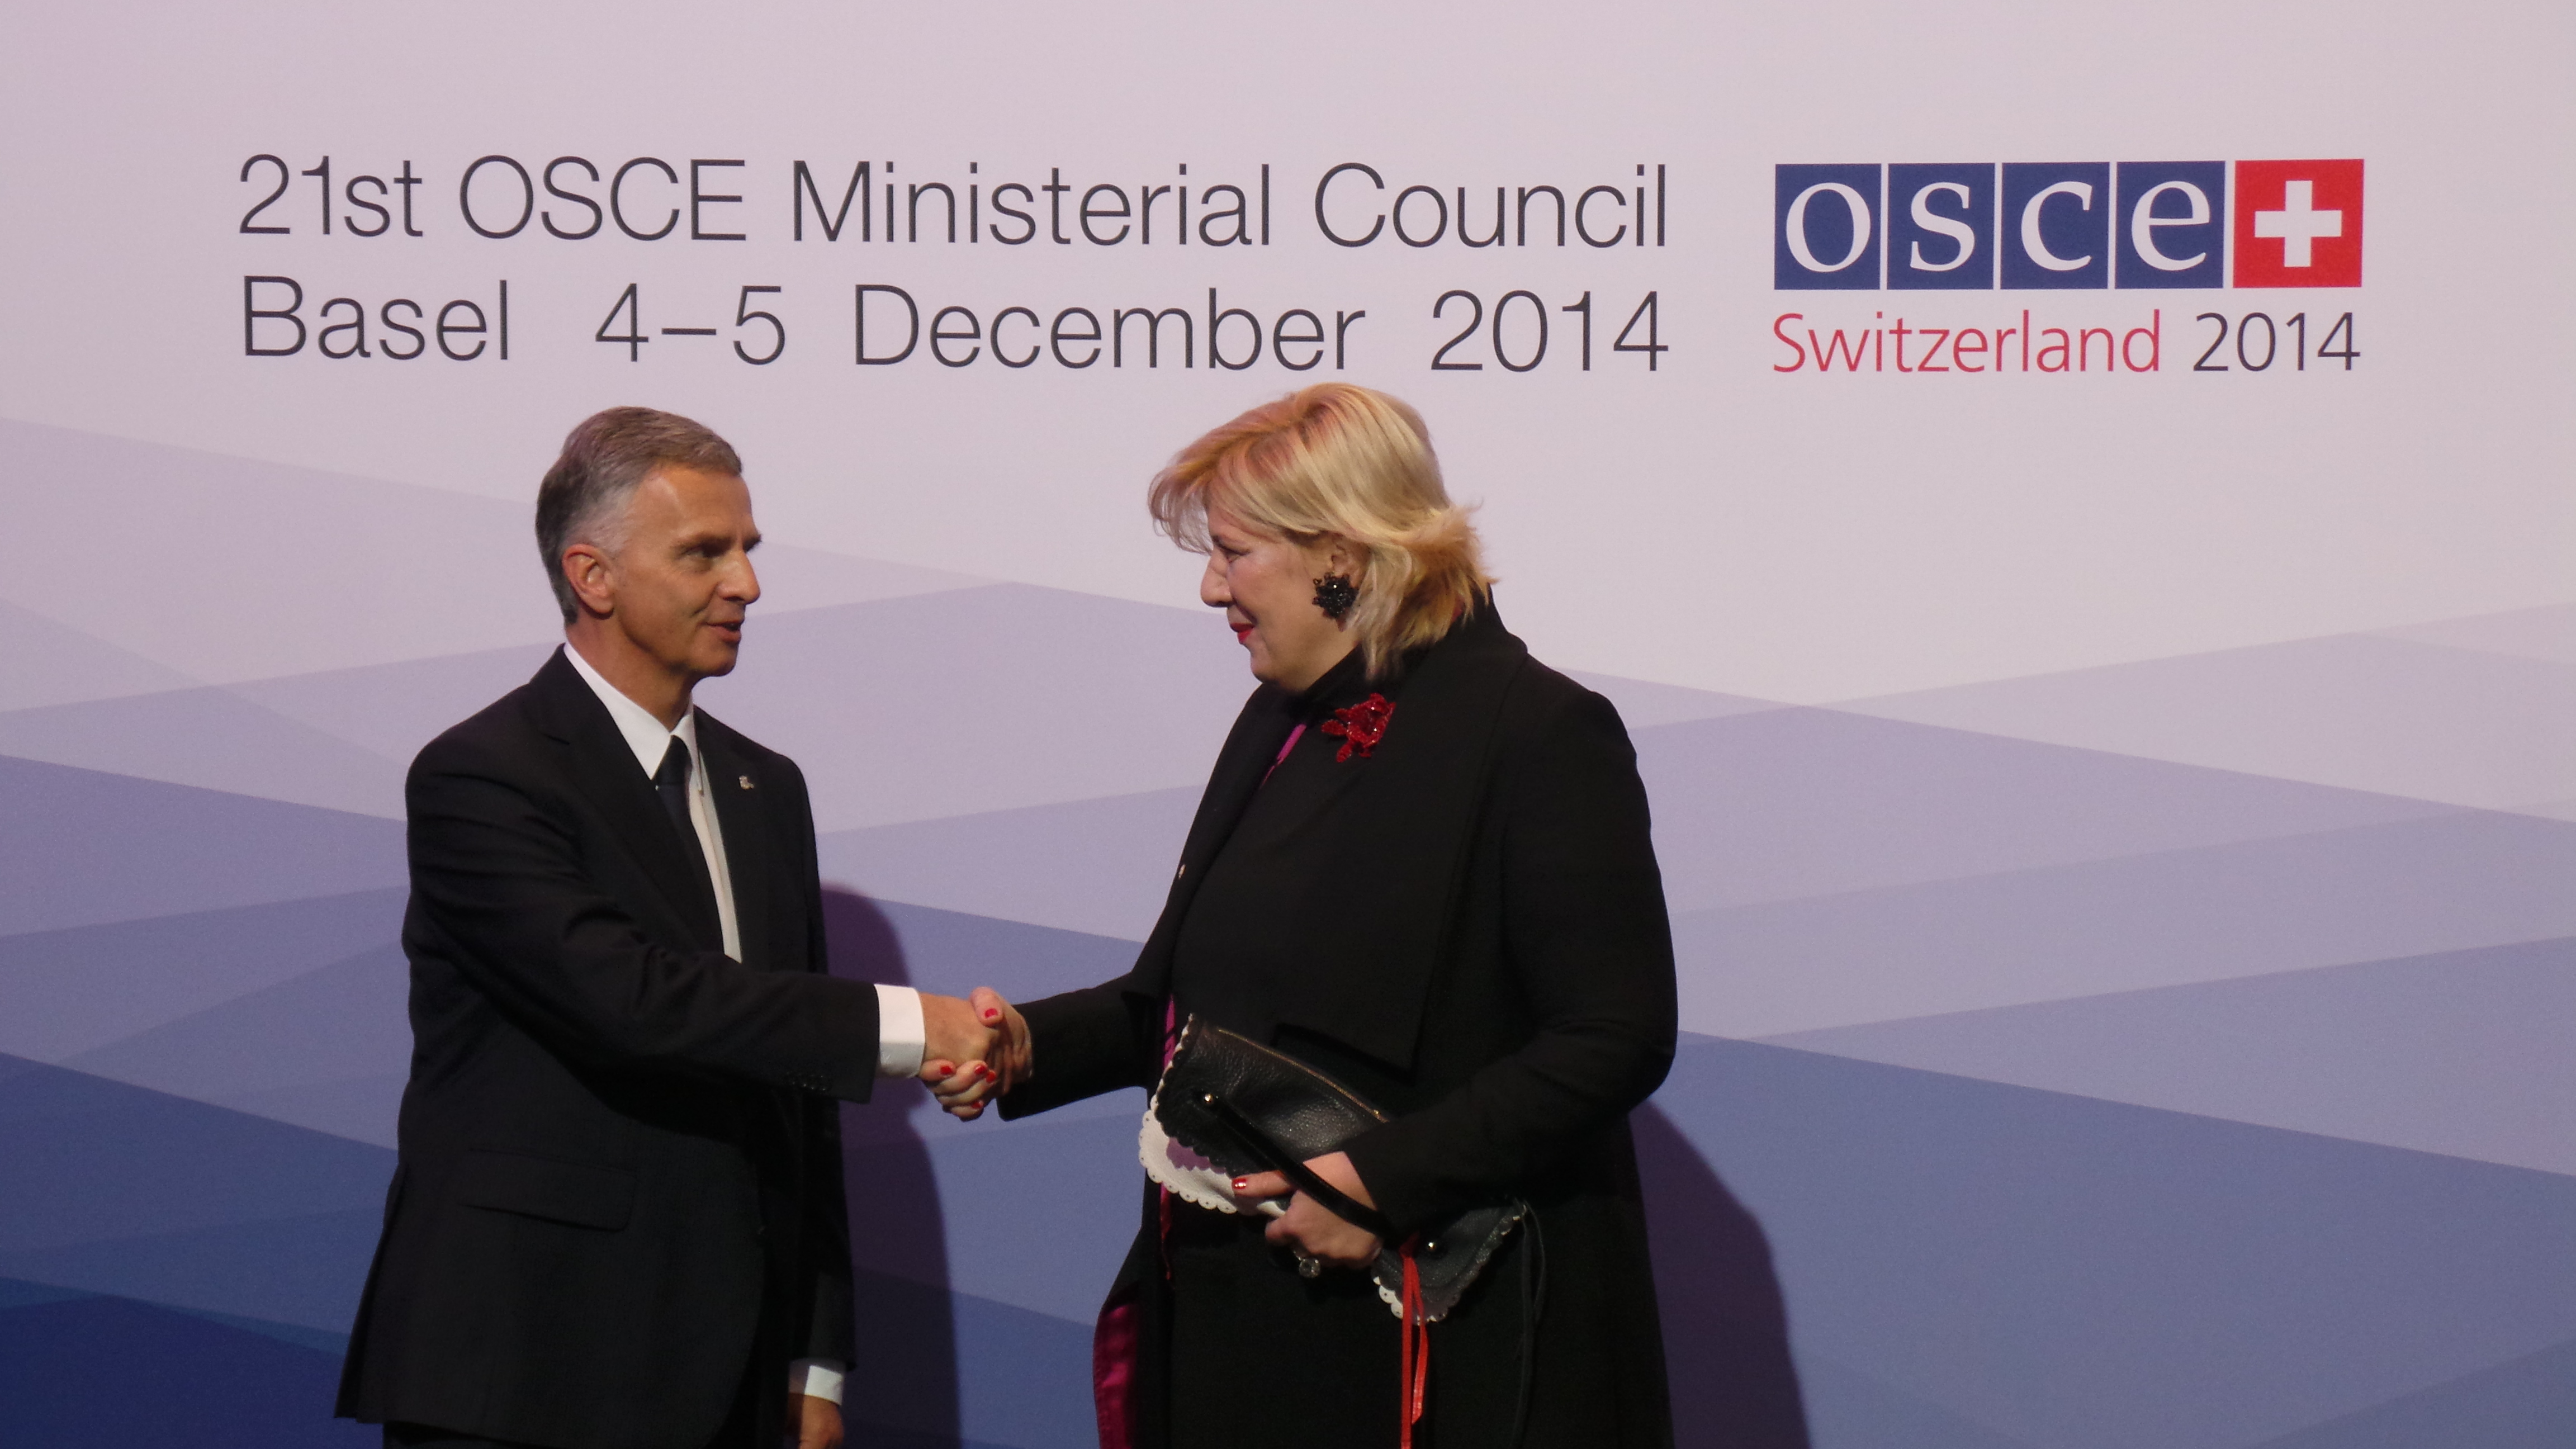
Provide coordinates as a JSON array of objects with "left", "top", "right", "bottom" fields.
[
  {"left": 696, "top": 717, "right": 777, "bottom": 973},
  {"left": 529, "top": 651, "right": 725, "bottom": 950}
]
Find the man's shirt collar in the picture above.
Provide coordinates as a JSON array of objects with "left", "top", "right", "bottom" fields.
[{"left": 562, "top": 642, "right": 699, "bottom": 777}]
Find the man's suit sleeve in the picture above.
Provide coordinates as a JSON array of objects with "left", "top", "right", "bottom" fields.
[
  {"left": 407, "top": 736, "right": 884, "bottom": 1101},
  {"left": 790, "top": 759, "right": 860, "bottom": 1367},
  {"left": 801, "top": 1088, "right": 858, "bottom": 1367}
]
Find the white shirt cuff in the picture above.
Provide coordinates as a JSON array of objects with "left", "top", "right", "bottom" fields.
[
  {"left": 873, "top": 984, "right": 925, "bottom": 1078},
  {"left": 789, "top": 1357, "right": 845, "bottom": 1405}
]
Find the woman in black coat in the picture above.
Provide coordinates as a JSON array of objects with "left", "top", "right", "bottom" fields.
[{"left": 944, "top": 383, "right": 1678, "bottom": 1449}]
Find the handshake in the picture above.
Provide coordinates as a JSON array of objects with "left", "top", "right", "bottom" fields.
[{"left": 914, "top": 988, "right": 1032, "bottom": 1120}]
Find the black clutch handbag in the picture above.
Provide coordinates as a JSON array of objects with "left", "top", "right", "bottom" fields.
[{"left": 1147, "top": 1015, "right": 1526, "bottom": 1324}]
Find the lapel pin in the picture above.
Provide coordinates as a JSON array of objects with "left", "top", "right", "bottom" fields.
[{"left": 738, "top": 775, "right": 755, "bottom": 790}]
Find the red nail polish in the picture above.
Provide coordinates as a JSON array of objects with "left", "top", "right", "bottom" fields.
[
  {"left": 983, "top": 1008, "right": 1000, "bottom": 1021},
  {"left": 1231, "top": 1178, "right": 1249, "bottom": 1192}
]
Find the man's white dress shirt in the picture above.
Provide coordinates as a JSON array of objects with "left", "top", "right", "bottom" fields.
[{"left": 567, "top": 645, "right": 922, "bottom": 1407}]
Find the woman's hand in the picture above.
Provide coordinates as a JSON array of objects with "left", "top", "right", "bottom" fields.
[{"left": 1231, "top": 1152, "right": 1381, "bottom": 1268}]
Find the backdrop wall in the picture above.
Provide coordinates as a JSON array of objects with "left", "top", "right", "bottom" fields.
[{"left": 2, "top": 3, "right": 2571, "bottom": 1447}]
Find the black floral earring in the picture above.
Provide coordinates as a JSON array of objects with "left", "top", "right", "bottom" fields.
[{"left": 1311, "top": 572, "right": 1357, "bottom": 619}]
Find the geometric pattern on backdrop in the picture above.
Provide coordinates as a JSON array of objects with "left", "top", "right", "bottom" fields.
[{"left": 2, "top": 422, "right": 2569, "bottom": 1449}]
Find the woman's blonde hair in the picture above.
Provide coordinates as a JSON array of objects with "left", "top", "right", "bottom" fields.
[{"left": 1148, "top": 383, "right": 1491, "bottom": 679}]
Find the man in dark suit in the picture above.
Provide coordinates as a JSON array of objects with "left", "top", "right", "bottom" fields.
[{"left": 338, "top": 408, "right": 1012, "bottom": 1449}]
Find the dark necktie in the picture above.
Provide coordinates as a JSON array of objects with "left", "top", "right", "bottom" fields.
[{"left": 652, "top": 737, "right": 718, "bottom": 914}]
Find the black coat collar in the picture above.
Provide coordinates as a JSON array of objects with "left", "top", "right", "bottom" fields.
[
  {"left": 524, "top": 648, "right": 769, "bottom": 960},
  {"left": 1136, "top": 600, "right": 1527, "bottom": 1071}
]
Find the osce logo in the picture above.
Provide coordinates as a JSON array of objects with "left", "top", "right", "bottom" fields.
[{"left": 1774, "top": 160, "right": 2362, "bottom": 290}]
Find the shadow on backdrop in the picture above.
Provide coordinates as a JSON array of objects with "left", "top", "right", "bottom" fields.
[
  {"left": 1634, "top": 1104, "right": 1812, "bottom": 1449},
  {"left": 822, "top": 888, "right": 965, "bottom": 1449}
]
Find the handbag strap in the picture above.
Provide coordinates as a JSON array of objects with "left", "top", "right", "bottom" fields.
[{"left": 1202, "top": 1092, "right": 1402, "bottom": 1243}]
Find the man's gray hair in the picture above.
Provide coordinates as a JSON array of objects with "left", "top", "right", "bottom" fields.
[{"left": 535, "top": 407, "right": 742, "bottom": 622}]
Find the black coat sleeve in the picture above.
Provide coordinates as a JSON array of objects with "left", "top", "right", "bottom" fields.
[
  {"left": 801, "top": 1091, "right": 858, "bottom": 1364},
  {"left": 1341, "top": 689, "right": 1679, "bottom": 1234},
  {"left": 797, "top": 1083, "right": 859, "bottom": 1367},
  {"left": 406, "top": 734, "right": 886, "bottom": 1101},
  {"left": 997, "top": 974, "right": 1168, "bottom": 1119},
  {"left": 997, "top": 681, "right": 1289, "bottom": 1122},
  {"left": 788, "top": 761, "right": 859, "bottom": 1366}
]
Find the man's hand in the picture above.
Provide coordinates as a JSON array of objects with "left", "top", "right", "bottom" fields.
[
  {"left": 791, "top": 1393, "right": 843, "bottom": 1449},
  {"left": 919, "top": 990, "right": 997, "bottom": 1077},
  {"left": 1230, "top": 1151, "right": 1381, "bottom": 1268},
  {"left": 918, "top": 987, "right": 1030, "bottom": 1120}
]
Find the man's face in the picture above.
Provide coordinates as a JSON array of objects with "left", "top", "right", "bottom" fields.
[{"left": 595, "top": 465, "right": 763, "bottom": 683}]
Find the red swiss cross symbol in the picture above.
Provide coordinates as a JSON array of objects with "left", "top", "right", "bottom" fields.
[{"left": 2232, "top": 159, "right": 2364, "bottom": 288}]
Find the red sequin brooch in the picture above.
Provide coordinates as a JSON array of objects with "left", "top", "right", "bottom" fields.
[{"left": 1319, "top": 694, "right": 1395, "bottom": 761}]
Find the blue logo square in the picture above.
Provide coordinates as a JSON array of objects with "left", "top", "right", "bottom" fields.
[
  {"left": 1889, "top": 164, "right": 1995, "bottom": 290},
  {"left": 1775, "top": 164, "right": 1882, "bottom": 290},
  {"left": 2001, "top": 162, "right": 2110, "bottom": 290},
  {"left": 2114, "top": 161, "right": 2227, "bottom": 288}
]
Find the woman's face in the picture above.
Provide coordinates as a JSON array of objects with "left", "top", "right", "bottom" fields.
[{"left": 1200, "top": 506, "right": 1356, "bottom": 692}]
